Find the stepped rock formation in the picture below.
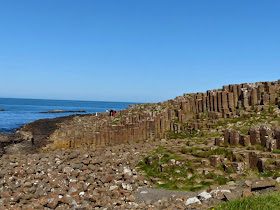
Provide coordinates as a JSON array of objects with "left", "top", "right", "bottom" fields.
[
  {"left": 41, "top": 80, "right": 280, "bottom": 151},
  {"left": 1, "top": 80, "right": 280, "bottom": 209}
]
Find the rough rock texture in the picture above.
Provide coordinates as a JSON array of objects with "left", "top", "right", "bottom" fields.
[
  {"left": 0, "top": 139, "right": 279, "bottom": 209},
  {"left": 0, "top": 80, "right": 280, "bottom": 209},
  {"left": 42, "top": 81, "right": 280, "bottom": 151}
]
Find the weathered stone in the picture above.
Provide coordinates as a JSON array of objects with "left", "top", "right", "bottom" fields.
[
  {"left": 267, "top": 139, "right": 277, "bottom": 152},
  {"left": 214, "top": 137, "right": 224, "bottom": 146},
  {"left": 242, "top": 188, "right": 252, "bottom": 198},
  {"left": 276, "top": 130, "right": 280, "bottom": 149},
  {"left": 249, "top": 151, "right": 260, "bottom": 168},
  {"left": 185, "top": 197, "right": 201, "bottom": 206},
  {"left": 197, "top": 191, "right": 212, "bottom": 201},
  {"left": 251, "top": 178, "right": 276, "bottom": 190},
  {"left": 229, "top": 130, "right": 240, "bottom": 145},
  {"left": 257, "top": 158, "right": 267, "bottom": 172},
  {"left": 209, "top": 155, "right": 221, "bottom": 167},
  {"left": 260, "top": 125, "right": 272, "bottom": 146},
  {"left": 223, "top": 191, "right": 239, "bottom": 201},
  {"left": 231, "top": 162, "right": 245, "bottom": 174},
  {"left": 239, "top": 135, "right": 250, "bottom": 146},
  {"left": 224, "top": 129, "right": 231, "bottom": 144},
  {"left": 249, "top": 127, "right": 260, "bottom": 145},
  {"left": 250, "top": 89, "right": 258, "bottom": 106}
]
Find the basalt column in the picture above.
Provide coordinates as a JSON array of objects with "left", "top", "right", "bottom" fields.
[
  {"left": 250, "top": 88, "right": 258, "bottom": 106},
  {"left": 228, "top": 92, "right": 234, "bottom": 112},
  {"left": 230, "top": 85, "right": 238, "bottom": 108},
  {"left": 222, "top": 91, "right": 229, "bottom": 117},
  {"left": 213, "top": 92, "right": 218, "bottom": 112},
  {"left": 217, "top": 92, "right": 223, "bottom": 113}
]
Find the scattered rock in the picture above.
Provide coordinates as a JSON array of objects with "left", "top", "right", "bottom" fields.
[
  {"left": 185, "top": 197, "right": 201, "bottom": 206},
  {"left": 198, "top": 191, "right": 212, "bottom": 201},
  {"left": 251, "top": 178, "right": 276, "bottom": 191},
  {"left": 223, "top": 191, "right": 239, "bottom": 201},
  {"left": 242, "top": 188, "right": 252, "bottom": 197}
]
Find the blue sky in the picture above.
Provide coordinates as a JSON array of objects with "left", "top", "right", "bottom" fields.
[{"left": 0, "top": 1, "right": 279, "bottom": 103}]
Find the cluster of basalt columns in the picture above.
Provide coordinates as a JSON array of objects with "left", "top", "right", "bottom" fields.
[
  {"left": 176, "top": 81, "right": 279, "bottom": 122},
  {"left": 221, "top": 126, "right": 280, "bottom": 151},
  {"left": 49, "top": 110, "right": 174, "bottom": 150},
  {"left": 211, "top": 125, "right": 280, "bottom": 173},
  {"left": 45, "top": 81, "right": 280, "bottom": 151}
]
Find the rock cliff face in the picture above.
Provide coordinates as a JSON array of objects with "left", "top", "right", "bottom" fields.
[{"left": 41, "top": 80, "right": 280, "bottom": 151}]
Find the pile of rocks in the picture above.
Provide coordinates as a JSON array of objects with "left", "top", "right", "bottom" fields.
[
  {"left": 135, "top": 178, "right": 279, "bottom": 209},
  {"left": 209, "top": 125, "right": 280, "bottom": 173},
  {"left": 1, "top": 138, "right": 279, "bottom": 209},
  {"left": 0, "top": 141, "right": 160, "bottom": 209}
]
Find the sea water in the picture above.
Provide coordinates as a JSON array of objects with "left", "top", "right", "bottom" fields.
[{"left": 0, "top": 98, "right": 137, "bottom": 133}]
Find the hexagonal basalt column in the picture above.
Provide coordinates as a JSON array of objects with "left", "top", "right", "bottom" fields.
[
  {"left": 249, "top": 151, "right": 261, "bottom": 168},
  {"left": 260, "top": 125, "right": 272, "bottom": 147},
  {"left": 229, "top": 130, "right": 240, "bottom": 145},
  {"left": 214, "top": 137, "right": 224, "bottom": 146},
  {"left": 250, "top": 89, "right": 258, "bottom": 106},
  {"left": 239, "top": 134, "right": 250, "bottom": 146},
  {"left": 249, "top": 126, "right": 260, "bottom": 145},
  {"left": 209, "top": 155, "right": 221, "bottom": 167}
]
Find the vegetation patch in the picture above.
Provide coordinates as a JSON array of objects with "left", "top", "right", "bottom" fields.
[
  {"left": 211, "top": 192, "right": 280, "bottom": 210},
  {"left": 138, "top": 147, "right": 232, "bottom": 191}
]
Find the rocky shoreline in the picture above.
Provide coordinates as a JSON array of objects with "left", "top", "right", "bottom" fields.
[
  {"left": 0, "top": 80, "right": 280, "bottom": 209},
  {"left": 0, "top": 114, "right": 94, "bottom": 157},
  {"left": 0, "top": 139, "right": 279, "bottom": 209}
]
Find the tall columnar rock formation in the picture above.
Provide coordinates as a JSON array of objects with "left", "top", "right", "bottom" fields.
[{"left": 42, "top": 80, "right": 280, "bottom": 151}]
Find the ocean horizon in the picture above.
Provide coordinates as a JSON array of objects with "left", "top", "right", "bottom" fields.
[{"left": 0, "top": 97, "right": 138, "bottom": 133}]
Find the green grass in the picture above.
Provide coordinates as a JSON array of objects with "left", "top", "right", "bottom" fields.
[
  {"left": 259, "top": 169, "right": 280, "bottom": 178},
  {"left": 211, "top": 192, "right": 280, "bottom": 210},
  {"left": 137, "top": 146, "right": 232, "bottom": 192},
  {"left": 197, "top": 148, "right": 232, "bottom": 159},
  {"left": 273, "top": 149, "right": 280, "bottom": 154}
]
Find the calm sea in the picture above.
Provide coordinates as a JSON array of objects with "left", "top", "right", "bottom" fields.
[{"left": 0, "top": 98, "right": 137, "bottom": 133}]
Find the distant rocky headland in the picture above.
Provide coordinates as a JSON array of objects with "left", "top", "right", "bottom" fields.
[
  {"left": 0, "top": 79, "right": 280, "bottom": 209},
  {"left": 40, "top": 110, "right": 86, "bottom": 114}
]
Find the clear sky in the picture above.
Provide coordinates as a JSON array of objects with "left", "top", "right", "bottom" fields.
[{"left": 0, "top": 1, "right": 279, "bottom": 103}]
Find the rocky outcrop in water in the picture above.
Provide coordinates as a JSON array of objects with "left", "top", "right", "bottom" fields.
[{"left": 0, "top": 114, "right": 86, "bottom": 156}]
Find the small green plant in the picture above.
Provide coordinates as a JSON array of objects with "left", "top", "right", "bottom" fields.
[
  {"left": 273, "top": 149, "right": 280, "bottom": 154},
  {"left": 254, "top": 144, "right": 266, "bottom": 151},
  {"left": 180, "top": 147, "right": 188, "bottom": 154}
]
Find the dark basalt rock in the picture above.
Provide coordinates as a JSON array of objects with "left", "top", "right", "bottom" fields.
[
  {"left": 0, "top": 114, "right": 91, "bottom": 156},
  {"left": 0, "top": 109, "right": 5, "bottom": 111}
]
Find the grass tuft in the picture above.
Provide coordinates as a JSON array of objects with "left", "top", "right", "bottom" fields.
[{"left": 211, "top": 192, "right": 280, "bottom": 210}]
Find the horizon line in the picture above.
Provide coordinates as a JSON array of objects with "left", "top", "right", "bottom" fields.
[{"left": 0, "top": 96, "right": 143, "bottom": 105}]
